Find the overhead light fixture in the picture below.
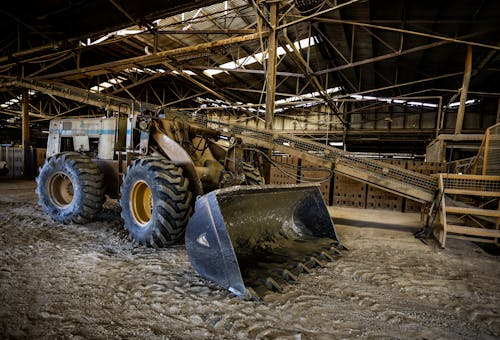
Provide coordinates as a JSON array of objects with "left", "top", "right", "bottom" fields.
[{"left": 448, "top": 99, "right": 479, "bottom": 108}]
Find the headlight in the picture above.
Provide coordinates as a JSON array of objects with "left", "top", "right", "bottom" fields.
[{"left": 138, "top": 119, "right": 149, "bottom": 130}]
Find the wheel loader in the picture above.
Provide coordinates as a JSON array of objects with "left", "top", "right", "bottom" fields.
[{"left": 36, "top": 110, "right": 344, "bottom": 300}]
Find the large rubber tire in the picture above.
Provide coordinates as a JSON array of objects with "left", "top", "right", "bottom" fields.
[
  {"left": 243, "top": 162, "right": 265, "bottom": 185},
  {"left": 36, "top": 152, "right": 105, "bottom": 224},
  {"left": 120, "top": 157, "right": 192, "bottom": 247}
]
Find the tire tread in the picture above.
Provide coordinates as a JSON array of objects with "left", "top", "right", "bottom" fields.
[{"left": 120, "top": 157, "right": 192, "bottom": 247}]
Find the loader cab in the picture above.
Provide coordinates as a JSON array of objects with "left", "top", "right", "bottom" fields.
[{"left": 46, "top": 116, "right": 127, "bottom": 159}]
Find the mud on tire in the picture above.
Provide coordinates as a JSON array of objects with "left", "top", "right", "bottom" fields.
[
  {"left": 36, "top": 152, "right": 105, "bottom": 224},
  {"left": 120, "top": 157, "right": 192, "bottom": 247},
  {"left": 243, "top": 162, "right": 264, "bottom": 185}
]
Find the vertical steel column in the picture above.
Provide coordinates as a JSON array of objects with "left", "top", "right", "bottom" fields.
[
  {"left": 454, "top": 45, "right": 472, "bottom": 134},
  {"left": 265, "top": 1, "right": 278, "bottom": 130},
  {"left": 22, "top": 89, "right": 31, "bottom": 178}
]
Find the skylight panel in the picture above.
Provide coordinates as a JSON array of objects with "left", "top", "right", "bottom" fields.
[
  {"left": 204, "top": 69, "right": 224, "bottom": 76},
  {"left": 89, "top": 77, "right": 125, "bottom": 93},
  {"left": 351, "top": 95, "right": 440, "bottom": 108},
  {"left": 275, "top": 87, "right": 342, "bottom": 105},
  {"left": 294, "top": 37, "right": 316, "bottom": 50},
  {"left": 204, "top": 36, "right": 319, "bottom": 76},
  {"left": 219, "top": 61, "right": 239, "bottom": 69}
]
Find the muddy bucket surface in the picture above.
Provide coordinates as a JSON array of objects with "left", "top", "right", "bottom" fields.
[{"left": 185, "top": 184, "right": 344, "bottom": 299}]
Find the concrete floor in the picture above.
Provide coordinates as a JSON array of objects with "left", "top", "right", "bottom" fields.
[{"left": 1, "top": 180, "right": 499, "bottom": 339}]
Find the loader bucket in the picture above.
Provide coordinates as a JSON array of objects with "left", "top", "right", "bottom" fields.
[{"left": 185, "top": 184, "right": 344, "bottom": 300}]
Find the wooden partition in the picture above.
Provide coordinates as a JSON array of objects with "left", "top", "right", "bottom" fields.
[{"left": 435, "top": 173, "right": 500, "bottom": 248}]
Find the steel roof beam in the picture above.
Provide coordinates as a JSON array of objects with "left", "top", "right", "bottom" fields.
[{"left": 33, "top": 32, "right": 268, "bottom": 80}]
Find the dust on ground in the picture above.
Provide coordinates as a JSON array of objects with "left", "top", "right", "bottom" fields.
[{"left": 0, "top": 180, "right": 499, "bottom": 339}]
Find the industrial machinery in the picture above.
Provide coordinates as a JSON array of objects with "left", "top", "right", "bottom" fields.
[{"left": 36, "top": 111, "right": 344, "bottom": 299}]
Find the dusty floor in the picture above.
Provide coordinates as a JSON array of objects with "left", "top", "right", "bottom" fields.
[{"left": 1, "top": 180, "right": 499, "bottom": 339}]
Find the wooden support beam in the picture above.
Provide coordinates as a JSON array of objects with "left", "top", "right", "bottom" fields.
[
  {"left": 2, "top": 78, "right": 140, "bottom": 114},
  {"left": 108, "top": 0, "right": 136, "bottom": 25},
  {"left": 281, "top": 33, "right": 345, "bottom": 126},
  {"left": 22, "top": 89, "right": 31, "bottom": 178},
  {"left": 444, "top": 189, "right": 500, "bottom": 197},
  {"left": 265, "top": 1, "right": 278, "bottom": 130},
  {"left": 497, "top": 98, "right": 500, "bottom": 123},
  {"left": 445, "top": 206, "right": 500, "bottom": 218},
  {"left": 314, "top": 31, "right": 487, "bottom": 77},
  {"left": 436, "top": 134, "right": 484, "bottom": 141},
  {"left": 277, "top": 0, "right": 363, "bottom": 30},
  {"left": 455, "top": 45, "right": 472, "bottom": 134},
  {"left": 337, "top": 72, "right": 463, "bottom": 99},
  {"left": 447, "top": 225, "right": 500, "bottom": 238},
  {"left": 188, "top": 64, "right": 305, "bottom": 78},
  {"left": 25, "top": 53, "right": 73, "bottom": 79},
  {"left": 436, "top": 96, "right": 443, "bottom": 137},
  {"left": 313, "top": 18, "right": 500, "bottom": 51},
  {"left": 161, "top": 61, "right": 230, "bottom": 103},
  {"left": 35, "top": 32, "right": 268, "bottom": 81},
  {"left": 0, "top": 43, "right": 61, "bottom": 64},
  {"left": 262, "top": 2, "right": 279, "bottom": 184},
  {"left": 153, "top": 29, "right": 257, "bottom": 35}
]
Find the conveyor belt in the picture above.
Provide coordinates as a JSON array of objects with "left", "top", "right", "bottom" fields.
[
  {"left": 1, "top": 77, "right": 437, "bottom": 203},
  {"left": 195, "top": 117, "right": 437, "bottom": 203},
  {"left": 0, "top": 76, "right": 155, "bottom": 114}
]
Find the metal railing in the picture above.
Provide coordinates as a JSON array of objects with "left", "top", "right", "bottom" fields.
[{"left": 472, "top": 122, "right": 500, "bottom": 176}]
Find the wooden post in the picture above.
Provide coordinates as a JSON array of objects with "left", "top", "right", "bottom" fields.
[
  {"left": 496, "top": 97, "right": 500, "bottom": 123},
  {"left": 265, "top": 1, "right": 278, "bottom": 130},
  {"left": 263, "top": 1, "right": 279, "bottom": 184},
  {"left": 482, "top": 128, "right": 491, "bottom": 175},
  {"left": 22, "top": 89, "right": 31, "bottom": 178},
  {"left": 437, "top": 174, "right": 447, "bottom": 248},
  {"left": 436, "top": 96, "right": 442, "bottom": 137},
  {"left": 454, "top": 45, "right": 472, "bottom": 134}
]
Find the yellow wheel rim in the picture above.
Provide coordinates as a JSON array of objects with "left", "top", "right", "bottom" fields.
[
  {"left": 48, "top": 172, "right": 74, "bottom": 208},
  {"left": 130, "top": 180, "right": 153, "bottom": 227}
]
